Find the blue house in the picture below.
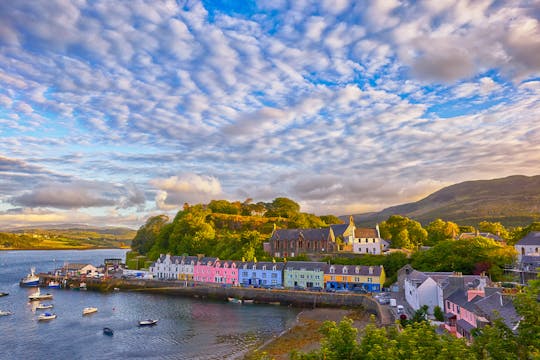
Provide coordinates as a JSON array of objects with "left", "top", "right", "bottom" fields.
[{"left": 238, "top": 261, "right": 285, "bottom": 287}]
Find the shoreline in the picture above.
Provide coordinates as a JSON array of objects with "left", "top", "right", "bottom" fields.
[
  {"left": 244, "top": 307, "right": 371, "bottom": 360},
  {"left": 0, "top": 247, "right": 130, "bottom": 251}
]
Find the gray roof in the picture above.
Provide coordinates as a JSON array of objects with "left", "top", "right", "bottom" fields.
[
  {"left": 460, "top": 232, "right": 503, "bottom": 242},
  {"left": 456, "top": 319, "right": 476, "bottom": 333},
  {"left": 330, "top": 223, "right": 349, "bottom": 237},
  {"left": 521, "top": 255, "right": 540, "bottom": 265},
  {"left": 326, "top": 264, "right": 383, "bottom": 276},
  {"left": 197, "top": 257, "right": 218, "bottom": 265},
  {"left": 284, "top": 261, "right": 326, "bottom": 272},
  {"left": 446, "top": 290, "right": 478, "bottom": 312},
  {"left": 474, "top": 292, "right": 520, "bottom": 330},
  {"left": 238, "top": 261, "right": 285, "bottom": 271},
  {"left": 516, "top": 231, "right": 540, "bottom": 246},
  {"left": 271, "top": 228, "right": 331, "bottom": 242}
]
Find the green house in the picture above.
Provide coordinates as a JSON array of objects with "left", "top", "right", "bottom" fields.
[{"left": 283, "top": 261, "right": 325, "bottom": 289}]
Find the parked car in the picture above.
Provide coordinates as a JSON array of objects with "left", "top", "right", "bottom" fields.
[
  {"left": 293, "top": 286, "right": 306, "bottom": 291},
  {"left": 310, "top": 286, "right": 323, "bottom": 292},
  {"left": 352, "top": 287, "right": 368, "bottom": 294},
  {"left": 397, "top": 305, "right": 404, "bottom": 314},
  {"left": 378, "top": 297, "right": 390, "bottom": 305}
]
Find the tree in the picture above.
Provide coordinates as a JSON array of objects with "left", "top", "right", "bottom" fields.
[
  {"left": 509, "top": 221, "right": 540, "bottom": 245},
  {"left": 478, "top": 221, "right": 509, "bottom": 240},
  {"left": 514, "top": 274, "right": 540, "bottom": 358},
  {"left": 426, "top": 219, "right": 459, "bottom": 246},
  {"left": 379, "top": 215, "right": 427, "bottom": 250},
  {"left": 318, "top": 318, "right": 360, "bottom": 360},
  {"left": 433, "top": 306, "right": 444, "bottom": 322},
  {"left": 472, "top": 318, "right": 520, "bottom": 360},
  {"left": 320, "top": 215, "right": 344, "bottom": 225},
  {"left": 208, "top": 200, "right": 241, "bottom": 215},
  {"left": 131, "top": 215, "right": 169, "bottom": 255},
  {"left": 264, "top": 197, "right": 300, "bottom": 218}
]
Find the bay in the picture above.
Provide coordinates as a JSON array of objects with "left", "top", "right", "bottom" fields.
[{"left": 0, "top": 250, "right": 300, "bottom": 359}]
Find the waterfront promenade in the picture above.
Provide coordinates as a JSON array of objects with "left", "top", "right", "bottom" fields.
[{"left": 38, "top": 274, "right": 393, "bottom": 325}]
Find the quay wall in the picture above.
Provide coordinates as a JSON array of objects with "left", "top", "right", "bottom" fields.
[{"left": 39, "top": 274, "right": 391, "bottom": 325}]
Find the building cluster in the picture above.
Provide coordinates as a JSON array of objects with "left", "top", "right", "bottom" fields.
[
  {"left": 149, "top": 254, "right": 385, "bottom": 292},
  {"left": 264, "top": 217, "right": 389, "bottom": 258},
  {"left": 398, "top": 265, "right": 520, "bottom": 342}
]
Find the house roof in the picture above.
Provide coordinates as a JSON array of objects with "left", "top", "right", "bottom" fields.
[
  {"left": 516, "top": 231, "right": 540, "bottom": 246},
  {"left": 456, "top": 319, "right": 476, "bottom": 333},
  {"left": 474, "top": 292, "right": 520, "bottom": 330},
  {"left": 459, "top": 232, "right": 503, "bottom": 242},
  {"left": 330, "top": 223, "right": 349, "bottom": 237},
  {"left": 239, "top": 261, "right": 285, "bottom": 270},
  {"left": 284, "top": 261, "right": 326, "bottom": 272},
  {"left": 326, "top": 264, "right": 383, "bottom": 276},
  {"left": 271, "top": 228, "right": 332, "bottom": 242},
  {"left": 355, "top": 228, "right": 378, "bottom": 238}
]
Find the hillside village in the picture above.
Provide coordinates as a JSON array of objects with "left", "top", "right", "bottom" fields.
[{"left": 131, "top": 209, "right": 540, "bottom": 345}]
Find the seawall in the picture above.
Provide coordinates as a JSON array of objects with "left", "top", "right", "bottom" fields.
[{"left": 39, "top": 274, "right": 392, "bottom": 325}]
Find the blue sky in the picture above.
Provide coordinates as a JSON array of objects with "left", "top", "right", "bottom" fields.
[{"left": 0, "top": 0, "right": 539, "bottom": 229}]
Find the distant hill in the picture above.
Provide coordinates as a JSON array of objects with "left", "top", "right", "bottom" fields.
[
  {"left": 350, "top": 175, "right": 540, "bottom": 227},
  {"left": 0, "top": 226, "right": 136, "bottom": 250}
]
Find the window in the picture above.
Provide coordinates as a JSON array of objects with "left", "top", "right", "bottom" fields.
[
  {"left": 271, "top": 273, "right": 277, "bottom": 278},
  {"left": 262, "top": 273, "right": 266, "bottom": 278},
  {"left": 330, "top": 267, "right": 335, "bottom": 274},
  {"left": 262, "top": 265, "right": 267, "bottom": 271},
  {"left": 242, "top": 271, "right": 248, "bottom": 276},
  {"left": 368, "top": 277, "right": 372, "bottom": 283}
]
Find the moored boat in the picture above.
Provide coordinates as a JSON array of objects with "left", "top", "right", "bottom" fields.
[
  {"left": 82, "top": 307, "right": 98, "bottom": 315},
  {"left": 0, "top": 292, "right": 8, "bottom": 297},
  {"left": 20, "top": 267, "right": 40, "bottom": 287},
  {"left": 138, "top": 319, "right": 158, "bottom": 326},
  {"left": 48, "top": 281, "right": 61, "bottom": 289},
  {"left": 103, "top": 327, "right": 114, "bottom": 336},
  {"left": 0, "top": 310, "right": 13, "bottom": 316},
  {"left": 242, "top": 299, "right": 254, "bottom": 304},
  {"left": 228, "top": 297, "right": 242, "bottom": 304},
  {"left": 38, "top": 312, "right": 56, "bottom": 321},
  {"left": 36, "top": 303, "right": 54, "bottom": 310},
  {"left": 28, "top": 288, "right": 53, "bottom": 301}
]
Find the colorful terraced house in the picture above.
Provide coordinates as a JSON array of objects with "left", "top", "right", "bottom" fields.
[
  {"left": 213, "top": 260, "right": 241, "bottom": 285},
  {"left": 324, "top": 264, "right": 385, "bottom": 292},
  {"left": 193, "top": 257, "right": 218, "bottom": 283},
  {"left": 283, "top": 261, "right": 325, "bottom": 289},
  {"left": 238, "top": 261, "right": 285, "bottom": 287}
]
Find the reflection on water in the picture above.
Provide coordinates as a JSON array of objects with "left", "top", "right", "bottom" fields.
[{"left": 0, "top": 250, "right": 299, "bottom": 360}]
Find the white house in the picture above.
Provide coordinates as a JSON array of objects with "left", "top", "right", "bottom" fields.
[
  {"left": 404, "top": 270, "right": 441, "bottom": 313},
  {"left": 352, "top": 225, "right": 389, "bottom": 255},
  {"left": 149, "top": 254, "right": 199, "bottom": 280},
  {"left": 515, "top": 231, "right": 540, "bottom": 261}
]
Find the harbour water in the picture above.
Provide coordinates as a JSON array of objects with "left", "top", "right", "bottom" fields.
[{"left": 0, "top": 250, "right": 300, "bottom": 359}]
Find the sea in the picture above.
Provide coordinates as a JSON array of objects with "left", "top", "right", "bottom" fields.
[{"left": 0, "top": 249, "right": 300, "bottom": 359}]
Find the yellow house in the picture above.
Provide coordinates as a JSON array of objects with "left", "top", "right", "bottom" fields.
[{"left": 324, "top": 264, "right": 385, "bottom": 292}]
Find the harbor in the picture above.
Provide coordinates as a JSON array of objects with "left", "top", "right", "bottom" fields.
[{"left": 36, "top": 273, "right": 392, "bottom": 325}]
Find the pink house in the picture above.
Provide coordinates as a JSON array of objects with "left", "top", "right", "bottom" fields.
[
  {"left": 214, "top": 260, "right": 240, "bottom": 285},
  {"left": 444, "top": 289, "right": 485, "bottom": 341},
  {"left": 193, "top": 257, "right": 218, "bottom": 283}
]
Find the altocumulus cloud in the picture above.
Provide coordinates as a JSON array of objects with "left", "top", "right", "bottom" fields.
[{"left": 150, "top": 174, "right": 223, "bottom": 210}]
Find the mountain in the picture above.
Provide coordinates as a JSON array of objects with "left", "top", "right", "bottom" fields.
[{"left": 350, "top": 175, "right": 540, "bottom": 227}]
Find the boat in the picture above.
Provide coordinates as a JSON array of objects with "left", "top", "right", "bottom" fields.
[
  {"left": 242, "top": 299, "right": 254, "bottom": 304},
  {"left": 37, "top": 312, "right": 57, "bottom": 321},
  {"left": 0, "top": 310, "right": 13, "bottom": 316},
  {"left": 103, "top": 327, "right": 114, "bottom": 336},
  {"left": 36, "top": 303, "right": 54, "bottom": 310},
  {"left": 79, "top": 282, "right": 87, "bottom": 291},
  {"left": 82, "top": 307, "right": 98, "bottom": 315},
  {"left": 138, "top": 319, "right": 158, "bottom": 326},
  {"left": 113, "top": 288, "right": 120, "bottom": 292},
  {"left": 0, "top": 292, "right": 8, "bottom": 297},
  {"left": 28, "top": 288, "right": 53, "bottom": 301},
  {"left": 228, "top": 297, "right": 242, "bottom": 304},
  {"left": 20, "top": 267, "right": 40, "bottom": 287},
  {"left": 48, "top": 280, "right": 61, "bottom": 289}
]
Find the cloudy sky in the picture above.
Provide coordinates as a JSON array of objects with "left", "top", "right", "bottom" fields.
[{"left": 1, "top": 0, "right": 539, "bottom": 229}]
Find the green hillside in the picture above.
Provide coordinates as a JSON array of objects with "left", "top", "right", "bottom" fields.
[
  {"left": 352, "top": 175, "right": 540, "bottom": 227},
  {"left": 0, "top": 227, "right": 135, "bottom": 250}
]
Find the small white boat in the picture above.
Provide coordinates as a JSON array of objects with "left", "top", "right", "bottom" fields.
[
  {"left": 28, "top": 288, "right": 53, "bottom": 301},
  {"left": 0, "top": 292, "right": 8, "bottom": 297},
  {"left": 228, "top": 297, "right": 242, "bottom": 304},
  {"left": 242, "top": 299, "right": 254, "bottom": 304},
  {"left": 36, "top": 303, "right": 54, "bottom": 310},
  {"left": 138, "top": 319, "right": 158, "bottom": 326},
  {"left": 80, "top": 282, "right": 87, "bottom": 291},
  {"left": 38, "top": 312, "right": 56, "bottom": 321},
  {"left": 48, "top": 281, "right": 61, "bottom": 288},
  {"left": 0, "top": 310, "right": 13, "bottom": 316},
  {"left": 113, "top": 288, "right": 120, "bottom": 292},
  {"left": 82, "top": 307, "right": 98, "bottom": 315}
]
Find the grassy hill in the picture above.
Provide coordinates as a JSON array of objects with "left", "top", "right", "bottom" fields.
[
  {"left": 0, "top": 226, "right": 135, "bottom": 250},
  {"left": 351, "top": 175, "right": 540, "bottom": 227}
]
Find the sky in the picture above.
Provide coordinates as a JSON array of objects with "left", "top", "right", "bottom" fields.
[{"left": 0, "top": 0, "right": 539, "bottom": 229}]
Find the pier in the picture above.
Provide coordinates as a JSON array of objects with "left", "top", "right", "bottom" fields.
[{"left": 38, "top": 274, "right": 392, "bottom": 325}]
